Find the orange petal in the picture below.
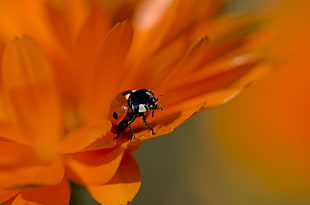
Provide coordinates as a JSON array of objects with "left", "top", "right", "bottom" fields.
[
  {"left": 74, "top": 6, "right": 109, "bottom": 76},
  {"left": 167, "top": 88, "right": 241, "bottom": 113},
  {"left": 230, "top": 60, "right": 275, "bottom": 88},
  {"left": 130, "top": 0, "right": 181, "bottom": 64},
  {"left": 194, "top": 52, "right": 264, "bottom": 81},
  {"left": 0, "top": 190, "right": 18, "bottom": 204},
  {"left": 175, "top": 37, "right": 211, "bottom": 74},
  {"left": 44, "top": 0, "right": 87, "bottom": 49},
  {"left": 1, "top": 36, "right": 63, "bottom": 155},
  {"left": 162, "top": 60, "right": 272, "bottom": 107},
  {"left": 0, "top": 141, "right": 39, "bottom": 168},
  {"left": 83, "top": 21, "right": 134, "bottom": 122},
  {"left": 0, "top": 121, "right": 25, "bottom": 144},
  {"left": 82, "top": 133, "right": 117, "bottom": 152},
  {"left": 0, "top": 89, "right": 11, "bottom": 121},
  {"left": 48, "top": 0, "right": 92, "bottom": 39},
  {"left": 145, "top": 62, "right": 273, "bottom": 140},
  {"left": 134, "top": 61, "right": 272, "bottom": 141},
  {"left": 0, "top": 0, "right": 44, "bottom": 41},
  {"left": 74, "top": 6, "right": 109, "bottom": 112},
  {"left": 164, "top": 0, "right": 222, "bottom": 41},
  {"left": 0, "top": 158, "right": 64, "bottom": 190},
  {"left": 137, "top": 103, "right": 201, "bottom": 141},
  {"left": 87, "top": 153, "right": 141, "bottom": 205},
  {"left": 7, "top": 178, "right": 70, "bottom": 205},
  {"left": 155, "top": 37, "right": 210, "bottom": 90},
  {"left": 66, "top": 146, "right": 125, "bottom": 185},
  {"left": 0, "top": 0, "right": 68, "bottom": 66},
  {"left": 57, "top": 119, "right": 113, "bottom": 154},
  {"left": 131, "top": 32, "right": 188, "bottom": 89}
]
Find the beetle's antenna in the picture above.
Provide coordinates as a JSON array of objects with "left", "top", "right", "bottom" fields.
[
  {"left": 152, "top": 106, "right": 162, "bottom": 117},
  {"left": 156, "top": 95, "right": 163, "bottom": 101},
  {"left": 152, "top": 95, "right": 163, "bottom": 117}
]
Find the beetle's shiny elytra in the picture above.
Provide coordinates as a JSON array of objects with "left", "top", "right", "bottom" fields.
[{"left": 109, "top": 89, "right": 162, "bottom": 140}]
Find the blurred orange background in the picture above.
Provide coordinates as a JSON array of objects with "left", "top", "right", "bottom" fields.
[{"left": 214, "top": 0, "right": 310, "bottom": 195}]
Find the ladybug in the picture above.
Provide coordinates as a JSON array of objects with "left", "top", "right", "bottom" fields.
[{"left": 109, "top": 89, "right": 162, "bottom": 140}]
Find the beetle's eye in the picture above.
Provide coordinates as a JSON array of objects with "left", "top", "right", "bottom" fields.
[{"left": 113, "top": 112, "right": 118, "bottom": 119}]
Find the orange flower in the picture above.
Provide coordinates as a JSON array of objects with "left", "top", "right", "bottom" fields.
[{"left": 0, "top": 0, "right": 272, "bottom": 204}]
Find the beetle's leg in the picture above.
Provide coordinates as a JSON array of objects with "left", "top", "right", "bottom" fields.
[
  {"left": 127, "top": 113, "right": 137, "bottom": 140},
  {"left": 141, "top": 113, "right": 155, "bottom": 135},
  {"left": 127, "top": 124, "right": 135, "bottom": 140},
  {"left": 114, "top": 131, "right": 121, "bottom": 140},
  {"left": 113, "top": 113, "right": 137, "bottom": 140}
]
